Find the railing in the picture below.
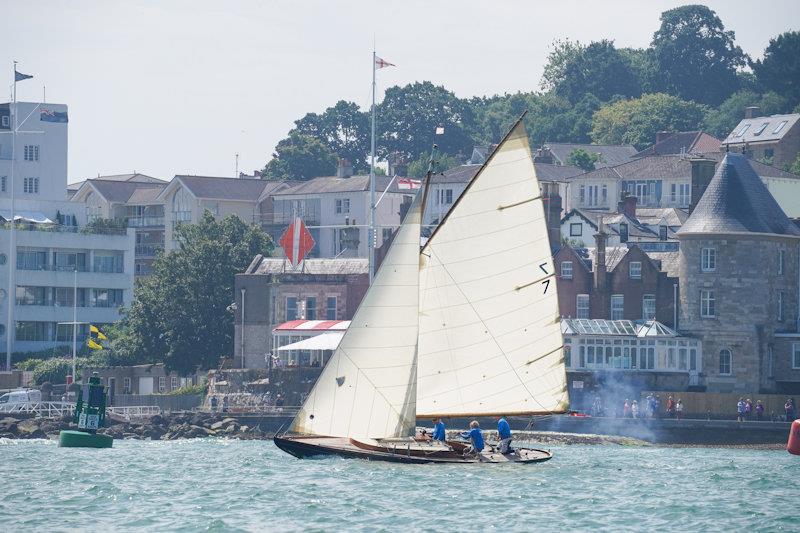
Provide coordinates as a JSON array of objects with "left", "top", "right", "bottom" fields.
[
  {"left": 135, "top": 244, "right": 164, "bottom": 257},
  {"left": 107, "top": 405, "right": 162, "bottom": 419},
  {"left": 0, "top": 401, "right": 74, "bottom": 418},
  {"left": 2, "top": 222, "right": 128, "bottom": 236},
  {"left": 127, "top": 216, "right": 165, "bottom": 228}
]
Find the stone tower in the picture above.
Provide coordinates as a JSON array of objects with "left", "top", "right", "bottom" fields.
[{"left": 677, "top": 153, "right": 800, "bottom": 393}]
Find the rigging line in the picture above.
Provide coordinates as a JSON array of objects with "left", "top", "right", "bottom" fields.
[
  {"left": 428, "top": 247, "right": 551, "bottom": 414},
  {"left": 515, "top": 272, "right": 556, "bottom": 292},
  {"left": 498, "top": 196, "right": 541, "bottom": 211}
]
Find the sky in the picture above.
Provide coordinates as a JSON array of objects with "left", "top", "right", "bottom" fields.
[{"left": 2, "top": 1, "right": 798, "bottom": 183}]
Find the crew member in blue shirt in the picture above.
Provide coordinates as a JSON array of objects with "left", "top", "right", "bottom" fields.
[
  {"left": 460, "top": 420, "right": 485, "bottom": 456},
  {"left": 431, "top": 418, "right": 446, "bottom": 442},
  {"left": 497, "top": 416, "right": 514, "bottom": 454}
]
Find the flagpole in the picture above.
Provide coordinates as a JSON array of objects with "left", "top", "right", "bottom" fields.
[
  {"left": 5, "top": 62, "right": 18, "bottom": 370},
  {"left": 368, "top": 50, "right": 377, "bottom": 285}
]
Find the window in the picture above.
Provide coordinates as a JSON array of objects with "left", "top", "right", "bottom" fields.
[
  {"left": 15, "top": 322, "right": 50, "bottom": 342},
  {"left": 793, "top": 343, "right": 800, "bottom": 370},
  {"left": 23, "top": 145, "right": 39, "bottom": 161},
  {"left": 701, "top": 290, "right": 715, "bottom": 318},
  {"left": 659, "top": 226, "right": 668, "bottom": 241},
  {"left": 54, "top": 251, "right": 87, "bottom": 272},
  {"left": 579, "top": 185, "right": 585, "bottom": 205},
  {"left": 560, "top": 261, "right": 573, "bottom": 279},
  {"left": 753, "top": 122, "right": 769, "bottom": 136},
  {"left": 1, "top": 116, "right": 8, "bottom": 127},
  {"left": 564, "top": 346, "right": 571, "bottom": 368},
  {"left": 778, "top": 291, "right": 785, "bottom": 322},
  {"left": 642, "top": 294, "right": 656, "bottom": 320},
  {"left": 735, "top": 124, "right": 750, "bottom": 138},
  {"left": 635, "top": 182, "right": 649, "bottom": 205},
  {"left": 719, "top": 349, "right": 732, "bottom": 375},
  {"left": 326, "top": 296, "right": 337, "bottom": 320},
  {"left": 91, "top": 289, "right": 123, "bottom": 308},
  {"left": 158, "top": 376, "right": 166, "bottom": 392},
  {"left": 171, "top": 376, "right": 178, "bottom": 390},
  {"left": 54, "top": 287, "right": 74, "bottom": 307},
  {"left": 382, "top": 227, "right": 393, "bottom": 244},
  {"left": 576, "top": 294, "right": 589, "bottom": 319},
  {"left": 629, "top": 261, "right": 641, "bottom": 279},
  {"left": 94, "top": 252, "right": 124, "bottom": 273},
  {"left": 569, "top": 223, "right": 582, "bottom": 237},
  {"left": 335, "top": 198, "right": 350, "bottom": 214},
  {"left": 436, "top": 189, "right": 453, "bottom": 205},
  {"left": 611, "top": 295, "right": 624, "bottom": 320},
  {"left": 619, "top": 223, "right": 628, "bottom": 243},
  {"left": 701, "top": 248, "right": 716, "bottom": 272},
  {"left": 23, "top": 177, "right": 39, "bottom": 194},
  {"left": 773, "top": 120, "right": 788, "bottom": 134},
  {"left": 670, "top": 183, "right": 676, "bottom": 203},
  {"left": 764, "top": 148, "right": 774, "bottom": 160},
  {"left": 601, "top": 185, "right": 607, "bottom": 203},
  {"left": 0, "top": 176, "right": 5, "bottom": 192},
  {"left": 778, "top": 249, "right": 785, "bottom": 275},
  {"left": 286, "top": 297, "right": 298, "bottom": 320},
  {"left": 305, "top": 297, "right": 317, "bottom": 320},
  {"left": 16, "top": 286, "right": 47, "bottom": 306},
  {"left": 587, "top": 185, "right": 599, "bottom": 207},
  {"left": 678, "top": 183, "right": 690, "bottom": 207},
  {"left": 123, "top": 377, "right": 132, "bottom": 394},
  {"left": 17, "top": 249, "right": 47, "bottom": 270}
]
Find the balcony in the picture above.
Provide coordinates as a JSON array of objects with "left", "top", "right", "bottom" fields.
[
  {"left": 135, "top": 243, "right": 164, "bottom": 257},
  {"left": 127, "top": 216, "right": 165, "bottom": 228}
]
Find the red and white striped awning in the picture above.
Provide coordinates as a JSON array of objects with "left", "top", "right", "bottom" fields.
[{"left": 273, "top": 320, "right": 350, "bottom": 332}]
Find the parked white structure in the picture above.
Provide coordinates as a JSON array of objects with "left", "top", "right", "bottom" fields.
[{"left": 0, "top": 102, "right": 135, "bottom": 358}]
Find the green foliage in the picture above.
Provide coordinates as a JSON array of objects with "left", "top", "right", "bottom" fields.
[
  {"left": 650, "top": 5, "right": 747, "bottom": 106},
  {"left": 703, "top": 90, "right": 790, "bottom": 138},
  {"left": 165, "top": 381, "right": 207, "bottom": 396},
  {"left": 752, "top": 31, "right": 800, "bottom": 109},
  {"left": 554, "top": 40, "right": 643, "bottom": 103},
  {"left": 81, "top": 217, "right": 127, "bottom": 235},
  {"left": 262, "top": 132, "right": 338, "bottom": 181},
  {"left": 591, "top": 93, "right": 708, "bottom": 150},
  {"left": 292, "top": 100, "right": 370, "bottom": 172},
  {"left": 28, "top": 356, "right": 108, "bottom": 385},
  {"left": 407, "top": 151, "right": 460, "bottom": 179},
  {"left": 566, "top": 148, "right": 603, "bottom": 171},
  {"left": 540, "top": 39, "right": 585, "bottom": 92},
  {"left": 119, "top": 213, "right": 273, "bottom": 374},
  {"left": 784, "top": 153, "right": 800, "bottom": 175},
  {"left": 377, "top": 81, "right": 476, "bottom": 159}
]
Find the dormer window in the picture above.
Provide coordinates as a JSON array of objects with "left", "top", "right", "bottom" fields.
[
  {"left": 619, "top": 223, "right": 628, "bottom": 243},
  {"left": 735, "top": 124, "right": 750, "bottom": 138},
  {"left": 753, "top": 122, "right": 769, "bottom": 136},
  {"left": 773, "top": 120, "right": 788, "bottom": 134}
]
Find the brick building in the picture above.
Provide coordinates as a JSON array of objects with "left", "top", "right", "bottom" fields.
[
  {"left": 677, "top": 153, "right": 800, "bottom": 394},
  {"left": 233, "top": 257, "right": 369, "bottom": 369},
  {"left": 721, "top": 109, "right": 800, "bottom": 169}
]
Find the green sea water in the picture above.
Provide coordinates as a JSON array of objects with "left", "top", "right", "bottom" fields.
[{"left": 0, "top": 438, "right": 795, "bottom": 532}]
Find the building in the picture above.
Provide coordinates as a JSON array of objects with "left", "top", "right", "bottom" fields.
[
  {"left": 677, "top": 153, "right": 800, "bottom": 394},
  {"left": 233, "top": 256, "right": 369, "bottom": 368},
  {"left": 70, "top": 175, "right": 167, "bottom": 276},
  {"left": 564, "top": 153, "right": 800, "bottom": 216},
  {"left": 271, "top": 319, "right": 349, "bottom": 367},
  {"left": 265, "top": 166, "right": 412, "bottom": 259},
  {"left": 633, "top": 131, "right": 721, "bottom": 158},
  {"left": 0, "top": 102, "right": 135, "bottom": 355},
  {"left": 534, "top": 142, "right": 637, "bottom": 168},
  {"left": 721, "top": 108, "right": 800, "bottom": 169}
]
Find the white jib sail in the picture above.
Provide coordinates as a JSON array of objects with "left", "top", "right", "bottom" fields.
[
  {"left": 417, "top": 120, "right": 569, "bottom": 417},
  {"left": 289, "top": 194, "right": 422, "bottom": 439}
]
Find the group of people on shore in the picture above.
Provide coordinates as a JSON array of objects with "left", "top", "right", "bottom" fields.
[
  {"left": 423, "top": 417, "right": 514, "bottom": 457},
  {"left": 738, "top": 398, "right": 796, "bottom": 422},
  {"left": 619, "top": 395, "right": 684, "bottom": 419}
]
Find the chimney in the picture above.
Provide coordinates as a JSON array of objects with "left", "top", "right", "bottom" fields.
[
  {"left": 336, "top": 158, "right": 353, "bottom": 178},
  {"left": 617, "top": 195, "right": 637, "bottom": 219},
  {"left": 541, "top": 181, "right": 563, "bottom": 252},
  {"left": 689, "top": 157, "right": 716, "bottom": 214},
  {"left": 744, "top": 106, "right": 760, "bottom": 119},
  {"left": 656, "top": 131, "right": 673, "bottom": 144},
  {"left": 594, "top": 229, "right": 607, "bottom": 290}
]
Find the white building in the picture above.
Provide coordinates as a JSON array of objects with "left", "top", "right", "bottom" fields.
[{"left": 0, "top": 102, "right": 135, "bottom": 356}]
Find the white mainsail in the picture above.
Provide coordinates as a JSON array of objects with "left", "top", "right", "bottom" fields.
[
  {"left": 289, "top": 194, "right": 422, "bottom": 439},
  {"left": 417, "top": 120, "right": 569, "bottom": 417}
]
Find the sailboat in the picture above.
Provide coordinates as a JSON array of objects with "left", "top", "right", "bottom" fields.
[{"left": 274, "top": 117, "right": 568, "bottom": 464}]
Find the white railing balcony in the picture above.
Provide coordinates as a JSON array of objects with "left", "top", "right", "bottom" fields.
[{"left": 127, "top": 216, "right": 165, "bottom": 228}]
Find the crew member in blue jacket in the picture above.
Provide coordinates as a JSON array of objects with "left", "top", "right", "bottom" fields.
[
  {"left": 431, "top": 418, "right": 446, "bottom": 442},
  {"left": 460, "top": 420, "right": 485, "bottom": 456},
  {"left": 497, "top": 416, "right": 514, "bottom": 454}
]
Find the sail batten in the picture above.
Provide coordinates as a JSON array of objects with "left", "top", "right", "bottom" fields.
[{"left": 417, "top": 120, "right": 569, "bottom": 418}]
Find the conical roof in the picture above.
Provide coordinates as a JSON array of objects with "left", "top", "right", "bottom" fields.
[{"left": 678, "top": 153, "right": 800, "bottom": 237}]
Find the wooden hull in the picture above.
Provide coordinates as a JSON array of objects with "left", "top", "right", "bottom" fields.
[{"left": 274, "top": 435, "right": 552, "bottom": 464}]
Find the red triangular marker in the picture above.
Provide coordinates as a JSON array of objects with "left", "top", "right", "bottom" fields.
[{"left": 279, "top": 217, "right": 315, "bottom": 267}]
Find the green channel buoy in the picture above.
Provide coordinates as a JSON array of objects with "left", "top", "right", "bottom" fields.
[{"left": 59, "top": 372, "right": 113, "bottom": 448}]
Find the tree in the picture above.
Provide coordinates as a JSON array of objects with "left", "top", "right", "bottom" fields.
[
  {"left": 752, "top": 31, "right": 800, "bottom": 109},
  {"left": 119, "top": 213, "right": 273, "bottom": 374},
  {"left": 591, "top": 93, "right": 708, "bottom": 150},
  {"left": 292, "top": 100, "right": 370, "bottom": 172},
  {"left": 785, "top": 153, "right": 800, "bottom": 176},
  {"left": 566, "top": 148, "right": 603, "bottom": 171},
  {"left": 540, "top": 39, "right": 585, "bottom": 92},
  {"left": 554, "top": 40, "right": 643, "bottom": 103},
  {"left": 651, "top": 5, "right": 747, "bottom": 106},
  {"left": 407, "top": 151, "right": 459, "bottom": 179},
  {"left": 377, "top": 82, "right": 476, "bottom": 160},
  {"left": 703, "top": 90, "right": 790, "bottom": 139},
  {"left": 262, "top": 132, "right": 338, "bottom": 181}
]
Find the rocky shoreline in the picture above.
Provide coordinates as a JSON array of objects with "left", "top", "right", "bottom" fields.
[{"left": 0, "top": 412, "right": 268, "bottom": 441}]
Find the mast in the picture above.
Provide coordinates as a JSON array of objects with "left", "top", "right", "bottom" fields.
[
  {"left": 5, "top": 62, "right": 18, "bottom": 370},
  {"left": 368, "top": 49, "right": 377, "bottom": 284}
]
